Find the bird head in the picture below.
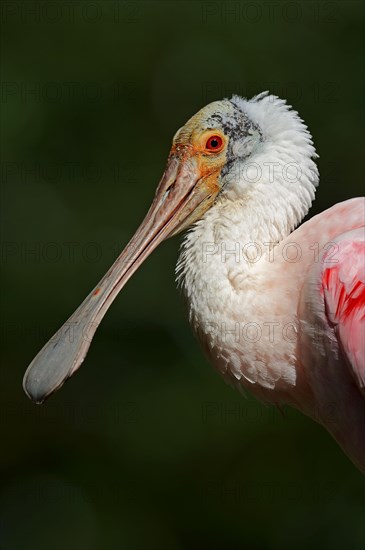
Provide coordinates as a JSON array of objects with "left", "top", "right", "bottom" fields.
[{"left": 155, "top": 99, "right": 263, "bottom": 236}]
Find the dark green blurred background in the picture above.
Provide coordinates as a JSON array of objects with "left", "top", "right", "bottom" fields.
[{"left": 1, "top": 1, "right": 364, "bottom": 549}]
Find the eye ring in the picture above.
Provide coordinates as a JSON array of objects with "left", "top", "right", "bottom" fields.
[{"left": 205, "top": 134, "right": 224, "bottom": 152}]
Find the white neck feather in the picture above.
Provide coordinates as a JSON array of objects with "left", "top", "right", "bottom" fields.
[
  {"left": 177, "top": 92, "right": 319, "bottom": 280},
  {"left": 224, "top": 93, "right": 318, "bottom": 231},
  {"left": 176, "top": 93, "right": 320, "bottom": 388},
  {"left": 175, "top": 94, "right": 320, "bottom": 398}
]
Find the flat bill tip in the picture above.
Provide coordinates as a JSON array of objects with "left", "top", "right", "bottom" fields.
[
  {"left": 23, "top": 362, "right": 66, "bottom": 404},
  {"left": 23, "top": 385, "right": 47, "bottom": 405},
  {"left": 22, "top": 317, "right": 92, "bottom": 404}
]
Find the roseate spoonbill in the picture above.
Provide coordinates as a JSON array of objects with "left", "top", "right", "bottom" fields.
[{"left": 24, "top": 93, "right": 365, "bottom": 473}]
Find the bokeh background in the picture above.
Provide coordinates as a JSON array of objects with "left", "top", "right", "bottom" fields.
[{"left": 1, "top": 1, "right": 364, "bottom": 549}]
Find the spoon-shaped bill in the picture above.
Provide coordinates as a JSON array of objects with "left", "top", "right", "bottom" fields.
[{"left": 23, "top": 155, "right": 217, "bottom": 403}]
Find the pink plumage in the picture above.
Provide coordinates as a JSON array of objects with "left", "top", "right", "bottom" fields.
[{"left": 322, "top": 235, "right": 365, "bottom": 391}]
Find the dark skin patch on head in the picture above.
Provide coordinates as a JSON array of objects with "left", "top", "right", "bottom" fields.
[{"left": 206, "top": 106, "right": 263, "bottom": 179}]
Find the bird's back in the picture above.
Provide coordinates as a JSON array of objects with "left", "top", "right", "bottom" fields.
[{"left": 297, "top": 198, "right": 365, "bottom": 472}]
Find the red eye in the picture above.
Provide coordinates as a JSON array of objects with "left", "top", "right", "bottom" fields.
[{"left": 205, "top": 135, "right": 223, "bottom": 152}]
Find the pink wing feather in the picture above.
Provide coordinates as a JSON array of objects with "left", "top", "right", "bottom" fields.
[{"left": 322, "top": 233, "right": 365, "bottom": 392}]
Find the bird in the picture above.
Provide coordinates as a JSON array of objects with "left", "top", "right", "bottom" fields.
[{"left": 23, "top": 92, "right": 365, "bottom": 473}]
